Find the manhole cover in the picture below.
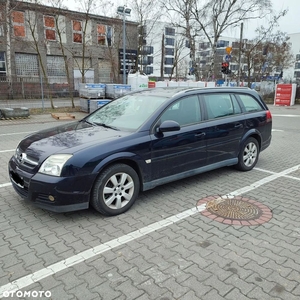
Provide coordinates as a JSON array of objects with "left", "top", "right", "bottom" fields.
[{"left": 197, "top": 195, "right": 272, "bottom": 226}]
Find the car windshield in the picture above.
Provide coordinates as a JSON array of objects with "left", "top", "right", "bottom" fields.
[{"left": 86, "top": 93, "right": 168, "bottom": 131}]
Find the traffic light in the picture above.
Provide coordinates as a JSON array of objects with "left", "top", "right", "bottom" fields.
[{"left": 221, "top": 62, "right": 230, "bottom": 74}]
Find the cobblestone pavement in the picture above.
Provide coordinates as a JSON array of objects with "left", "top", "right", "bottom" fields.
[{"left": 0, "top": 102, "right": 300, "bottom": 300}]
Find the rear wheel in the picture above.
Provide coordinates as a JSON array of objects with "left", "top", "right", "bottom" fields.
[
  {"left": 91, "top": 164, "right": 140, "bottom": 216},
  {"left": 235, "top": 137, "right": 259, "bottom": 171}
]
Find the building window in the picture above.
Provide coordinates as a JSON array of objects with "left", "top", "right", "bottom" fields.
[
  {"left": 165, "top": 27, "right": 175, "bottom": 36},
  {"left": 72, "top": 20, "right": 82, "bottom": 43},
  {"left": 294, "top": 71, "right": 300, "bottom": 78},
  {"left": 165, "top": 48, "right": 174, "bottom": 56},
  {"left": 199, "top": 42, "right": 209, "bottom": 50},
  {"left": 138, "top": 27, "right": 147, "bottom": 45},
  {"left": 12, "top": 11, "right": 25, "bottom": 37},
  {"left": 141, "top": 46, "right": 153, "bottom": 55},
  {"left": 165, "top": 57, "right": 174, "bottom": 65},
  {"left": 107, "top": 26, "right": 112, "bottom": 46},
  {"left": 296, "top": 54, "right": 300, "bottom": 61},
  {"left": 139, "top": 56, "right": 153, "bottom": 65},
  {"left": 0, "top": 52, "right": 6, "bottom": 74},
  {"left": 147, "top": 56, "right": 153, "bottom": 64},
  {"left": 47, "top": 56, "right": 66, "bottom": 76},
  {"left": 97, "top": 24, "right": 105, "bottom": 45},
  {"left": 98, "top": 59, "right": 111, "bottom": 83},
  {"left": 15, "top": 53, "right": 39, "bottom": 76},
  {"left": 143, "top": 66, "right": 153, "bottom": 75},
  {"left": 165, "top": 38, "right": 174, "bottom": 46},
  {"left": 44, "top": 16, "right": 56, "bottom": 41},
  {"left": 97, "top": 24, "right": 113, "bottom": 46},
  {"left": 217, "top": 40, "right": 229, "bottom": 48},
  {"left": 295, "top": 62, "right": 300, "bottom": 69},
  {"left": 164, "top": 67, "right": 173, "bottom": 74},
  {"left": 138, "top": 57, "right": 147, "bottom": 65},
  {"left": 230, "top": 64, "right": 238, "bottom": 71}
]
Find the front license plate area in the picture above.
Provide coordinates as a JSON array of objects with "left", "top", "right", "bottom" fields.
[{"left": 10, "top": 171, "right": 24, "bottom": 188}]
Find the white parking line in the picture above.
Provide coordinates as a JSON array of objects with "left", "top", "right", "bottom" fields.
[
  {"left": 272, "top": 114, "right": 300, "bottom": 117},
  {"left": 0, "top": 163, "right": 300, "bottom": 296},
  {"left": 0, "top": 150, "right": 15, "bottom": 153},
  {"left": 0, "top": 131, "right": 34, "bottom": 137},
  {"left": 0, "top": 183, "right": 12, "bottom": 188}
]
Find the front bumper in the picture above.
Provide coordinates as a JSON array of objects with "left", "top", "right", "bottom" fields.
[{"left": 8, "top": 157, "right": 92, "bottom": 213}]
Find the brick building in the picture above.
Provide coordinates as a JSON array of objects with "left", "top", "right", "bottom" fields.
[{"left": 0, "top": 1, "right": 138, "bottom": 99}]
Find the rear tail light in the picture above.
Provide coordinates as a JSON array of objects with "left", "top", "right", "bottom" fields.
[{"left": 266, "top": 110, "right": 272, "bottom": 122}]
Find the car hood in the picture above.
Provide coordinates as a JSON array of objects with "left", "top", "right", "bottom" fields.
[{"left": 18, "top": 120, "right": 130, "bottom": 161}]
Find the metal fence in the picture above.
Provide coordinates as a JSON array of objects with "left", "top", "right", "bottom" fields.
[{"left": 0, "top": 76, "right": 78, "bottom": 100}]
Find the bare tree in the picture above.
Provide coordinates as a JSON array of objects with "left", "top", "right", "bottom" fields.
[
  {"left": 43, "top": 0, "right": 76, "bottom": 107},
  {"left": 5, "top": 0, "right": 13, "bottom": 98},
  {"left": 231, "top": 11, "right": 290, "bottom": 87},
  {"left": 71, "top": 0, "right": 94, "bottom": 83},
  {"left": 70, "top": 0, "right": 125, "bottom": 85},
  {"left": 22, "top": 0, "right": 55, "bottom": 108},
  {"left": 130, "top": 0, "right": 163, "bottom": 74},
  {"left": 159, "top": 0, "right": 202, "bottom": 80},
  {"left": 190, "top": 0, "right": 277, "bottom": 80},
  {"left": 168, "top": 35, "right": 189, "bottom": 81},
  {"left": 2, "top": 0, "right": 20, "bottom": 98}
]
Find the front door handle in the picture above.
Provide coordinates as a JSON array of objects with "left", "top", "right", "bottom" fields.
[{"left": 195, "top": 132, "right": 206, "bottom": 137}]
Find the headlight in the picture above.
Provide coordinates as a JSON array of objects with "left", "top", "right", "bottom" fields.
[{"left": 39, "top": 154, "right": 73, "bottom": 176}]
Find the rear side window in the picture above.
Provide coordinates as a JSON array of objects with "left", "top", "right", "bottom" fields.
[
  {"left": 203, "top": 93, "right": 242, "bottom": 120},
  {"left": 238, "top": 94, "right": 264, "bottom": 112}
]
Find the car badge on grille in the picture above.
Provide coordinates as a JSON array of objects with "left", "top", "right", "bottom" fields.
[{"left": 19, "top": 153, "right": 27, "bottom": 164}]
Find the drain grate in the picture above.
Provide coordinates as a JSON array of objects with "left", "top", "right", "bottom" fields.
[{"left": 197, "top": 195, "right": 272, "bottom": 226}]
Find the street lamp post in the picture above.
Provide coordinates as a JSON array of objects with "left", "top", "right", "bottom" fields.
[
  {"left": 237, "top": 22, "right": 244, "bottom": 87},
  {"left": 117, "top": 6, "right": 131, "bottom": 84}
]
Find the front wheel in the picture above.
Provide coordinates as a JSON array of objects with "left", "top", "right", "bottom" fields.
[
  {"left": 91, "top": 164, "right": 140, "bottom": 216},
  {"left": 235, "top": 137, "right": 259, "bottom": 171}
]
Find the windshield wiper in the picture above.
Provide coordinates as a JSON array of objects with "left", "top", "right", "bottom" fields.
[
  {"left": 94, "top": 122, "right": 120, "bottom": 131},
  {"left": 83, "top": 119, "right": 97, "bottom": 126}
]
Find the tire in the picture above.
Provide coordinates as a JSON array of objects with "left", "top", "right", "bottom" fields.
[
  {"left": 235, "top": 137, "right": 259, "bottom": 171},
  {"left": 91, "top": 163, "right": 140, "bottom": 216}
]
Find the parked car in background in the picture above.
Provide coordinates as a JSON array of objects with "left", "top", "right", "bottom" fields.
[{"left": 8, "top": 87, "right": 272, "bottom": 216}]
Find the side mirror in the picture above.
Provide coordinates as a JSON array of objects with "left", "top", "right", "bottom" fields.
[{"left": 157, "top": 120, "right": 180, "bottom": 133}]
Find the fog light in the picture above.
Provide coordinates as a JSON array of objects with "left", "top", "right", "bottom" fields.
[{"left": 48, "top": 195, "right": 55, "bottom": 201}]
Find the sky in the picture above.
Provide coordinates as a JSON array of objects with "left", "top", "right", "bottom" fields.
[
  {"left": 61, "top": 0, "right": 299, "bottom": 38},
  {"left": 240, "top": 0, "right": 300, "bottom": 38},
  {"left": 105, "top": 0, "right": 299, "bottom": 37},
  {"left": 270, "top": 0, "right": 299, "bottom": 34}
]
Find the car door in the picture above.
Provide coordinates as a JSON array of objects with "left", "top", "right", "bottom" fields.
[
  {"left": 149, "top": 95, "right": 207, "bottom": 180},
  {"left": 201, "top": 93, "right": 245, "bottom": 165}
]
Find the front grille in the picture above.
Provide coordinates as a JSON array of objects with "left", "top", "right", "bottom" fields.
[{"left": 15, "top": 148, "right": 39, "bottom": 169}]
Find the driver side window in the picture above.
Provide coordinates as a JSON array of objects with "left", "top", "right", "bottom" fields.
[{"left": 160, "top": 95, "right": 201, "bottom": 126}]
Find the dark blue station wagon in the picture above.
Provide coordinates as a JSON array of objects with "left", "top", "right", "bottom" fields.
[{"left": 8, "top": 87, "right": 272, "bottom": 216}]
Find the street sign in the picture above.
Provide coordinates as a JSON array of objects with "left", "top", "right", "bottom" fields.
[
  {"left": 225, "top": 54, "right": 231, "bottom": 62},
  {"left": 225, "top": 47, "right": 232, "bottom": 54}
]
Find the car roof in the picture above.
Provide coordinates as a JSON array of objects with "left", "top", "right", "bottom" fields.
[{"left": 130, "top": 86, "right": 256, "bottom": 98}]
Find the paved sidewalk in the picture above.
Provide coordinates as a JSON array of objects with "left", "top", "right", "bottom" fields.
[{"left": 1, "top": 97, "right": 300, "bottom": 300}]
